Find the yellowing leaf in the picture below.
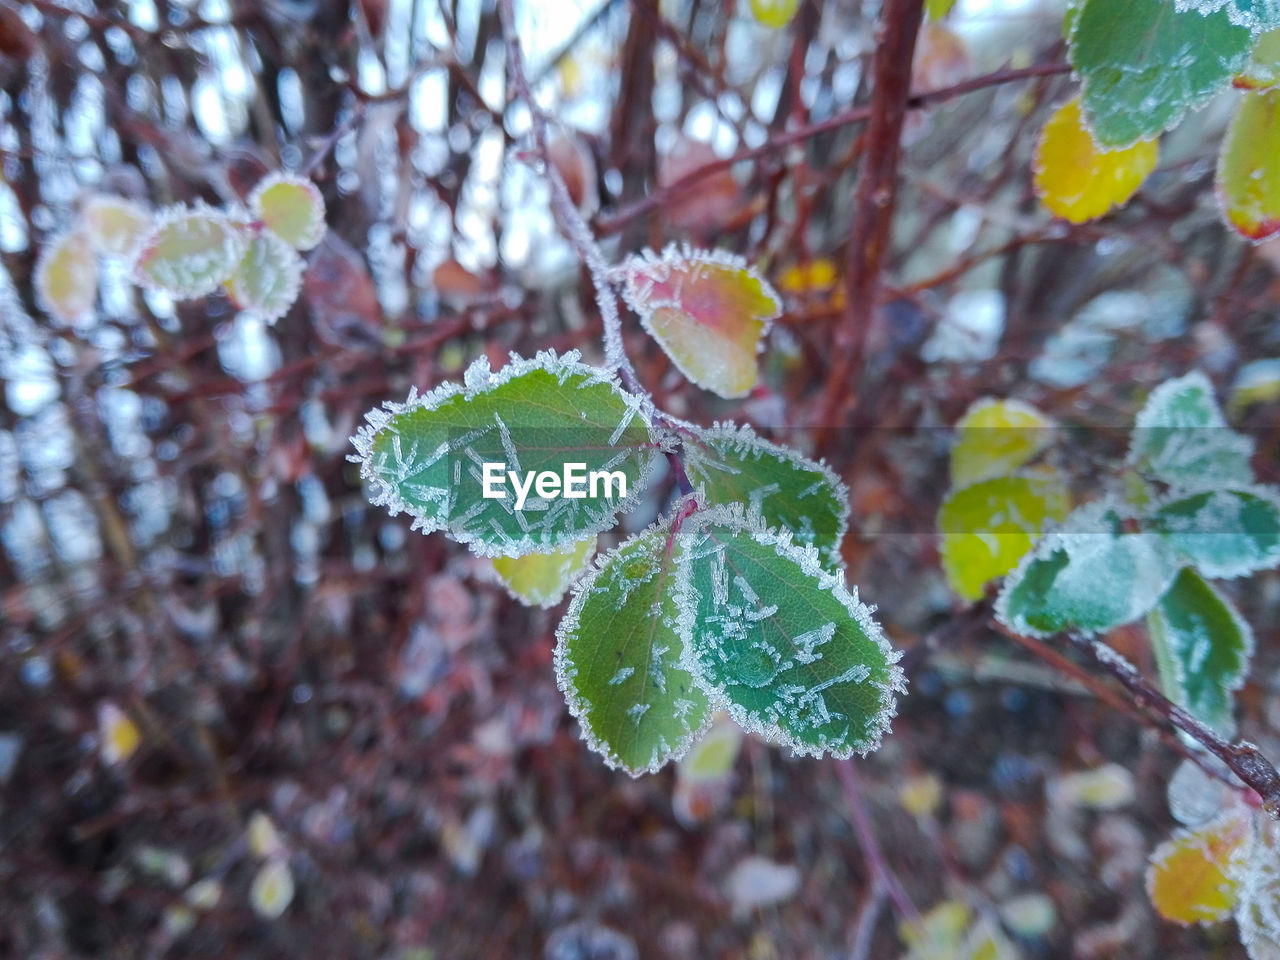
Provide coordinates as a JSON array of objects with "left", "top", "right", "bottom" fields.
[
  {"left": 619, "top": 245, "right": 782, "bottom": 398},
  {"left": 247, "top": 811, "right": 284, "bottom": 859},
  {"left": 898, "top": 773, "right": 944, "bottom": 817},
  {"left": 900, "top": 901, "right": 972, "bottom": 960},
  {"left": 1033, "top": 97, "right": 1158, "bottom": 223},
  {"left": 1217, "top": 89, "right": 1280, "bottom": 241},
  {"left": 250, "top": 858, "right": 295, "bottom": 919},
  {"left": 951, "top": 397, "right": 1055, "bottom": 488},
  {"left": 82, "top": 194, "right": 151, "bottom": 258},
  {"left": 777, "top": 258, "right": 838, "bottom": 297},
  {"left": 927, "top": 0, "right": 958, "bottom": 18},
  {"left": 1147, "top": 811, "right": 1250, "bottom": 924},
  {"left": 250, "top": 173, "right": 326, "bottom": 250},
  {"left": 938, "top": 473, "right": 1071, "bottom": 601},
  {"left": 98, "top": 702, "right": 140, "bottom": 765},
  {"left": 1234, "top": 28, "right": 1280, "bottom": 90},
  {"left": 491, "top": 538, "right": 595, "bottom": 608},
  {"left": 678, "top": 713, "right": 744, "bottom": 782},
  {"left": 750, "top": 0, "right": 799, "bottom": 28},
  {"left": 35, "top": 230, "right": 97, "bottom": 326}
]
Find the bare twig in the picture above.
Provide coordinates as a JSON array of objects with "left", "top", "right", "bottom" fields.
[
  {"left": 498, "top": 0, "right": 640, "bottom": 392},
  {"left": 835, "top": 759, "right": 919, "bottom": 922}
]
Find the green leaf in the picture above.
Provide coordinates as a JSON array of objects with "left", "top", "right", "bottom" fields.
[
  {"left": 350, "top": 350, "right": 660, "bottom": 556},
  {"left": 1176, "top": 0, "right": 1280, "bottom": 33},
  {"left": 938, "top": 472, "right": 1071, "bottom": 602},
  {"left": 996, "top": 499, "right": 1181, "bottom": 636},
  {"left": 1069, "top": 0, "right": 1253, "bottom": 147},
  {"left": 1217, "top": 88, "right": 1280, "bottom": 240},
  {"left": 492, "top": 537, "right": 595, "bottom": 608},
  {"left": 34, "top": 230, "right": 97, "bottom": 326},
  {"left": 673, "top": 506, "right": 903, "bottom": 759},
  {"left": 950, "top": 397, "right": 1056, "bottom": 488},
  {"left": 133, "top": 205, "right": 248, "bottom": 299},
  {"left": 1148, "top": 568, "right": 1253, "bottom": 736},
  {"left": 619, "top": 244, "right": 782, "bottom": 399},
  {"left": 250, "top": 173, "right": 326, "bottom": 250},
  {"left": 681, "top": 423, "right": 848, "bottom": 570},
  {"left": 1146, "top": 486, "right": 1280, "bottom": 577},
  {"left": 554, "top": 512, "right": 712, "bottom": 775},
  {"left": 1127, "top": 372, "right": 1255, "bottom": 488},
  {"left": 227, "top": 230, "right": 304, "bottom": 322}
]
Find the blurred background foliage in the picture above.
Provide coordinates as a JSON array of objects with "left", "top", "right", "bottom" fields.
[{"left": 0, "top": 0, "right": 1278, "bottom": 956}]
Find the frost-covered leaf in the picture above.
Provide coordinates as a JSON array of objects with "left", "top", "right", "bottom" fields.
[
  {"left": 1147, "top": 810, "right": 1249, "bottom": 924},
  {"left": 681, "top": 422, "right": 848, "bottom": 570},
  {"left": 749, "top": 0, "right": 799, "bottom": 28},
  {"left": 673, "top": 506, "right": 903, "bottom": 759},
  {"left": 1146, "top": 486, "right": 1280, "bottom": 578},
  {"left": 226, "top": 230, "right": 305, "bottom": 322},
  {"left": 492, "top": 537, "right": 595, "bottom": 608},
  {"left": 619, "top": 245, "right": 782, "bottom": 399},
  {"left": 1176, "top": 0, "right": 1280, "bottom": 32},
  {"left": 950, "top": 397, "right": 1056, "bottom": 488},
  {"left": 938, "top": 472, "right": 1071, "bottom": 602},
  {"left": 1069, "top": 0, "right": 1253, "bottom": 147},
  {"left": 98, "top": 702, "right": 140, "bottom": 765},
  {"left": 1149, "top": 568, "right": 1253, "bottom": 736},
  {"left": 1033, "top": 97, "right": 1159, "bottom": 223},
  {"left": 133, "top": 206, "right": 248, "bottom": 299},
  {"left": 250, "top": 172, "right": 326, "bottom": 250},
  {"left": 1127, "top": 372, "right": 1255, "bottom": 488},
  {"left": 1234, "top": 817, "right": 1280, "bottom": 957},
  {"left": 1235, "top": 28, "right": 1280, "bottom": 88},
  {"left": 996, "top": 499, "right": 1181, "bottom": 637},
  {"left": 82, "top": 194, "right": 151, "bottom": 258},
  {"left": 249, "top": 858, "right": 295, "bottom": 919},
  {"left": 35, "top": 230, "right": 97, "bottom": 326},
  {"left": 350, "top": 351, "right": 659, "bottom": 557},
  {"left": 554, "top": 513, "right": 712, "bottom": 775},
  {"left": 1217, "top": 89, "right": 1280, "bottom": 240}
]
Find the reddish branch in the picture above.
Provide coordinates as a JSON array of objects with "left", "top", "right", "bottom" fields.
[
  {"left": 818, "top": 0, "right": 925, "bottom": 428},
  {"left": 994, "top": 620, "right": 1280, "bottom": 819}
]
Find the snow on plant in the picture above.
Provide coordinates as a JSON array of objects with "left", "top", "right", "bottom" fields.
[
  {"left": 32, "top": 172, "right": 327, "bottom": 328},
  {"left": 935, "top": 374, "right": 1280, "bottom": 955},
  {"left": 1035, "top": 0, "right": 1280, "bottom": 239},
  {"left": 351, "top": 242, "right": 905, "bottom": 775}
]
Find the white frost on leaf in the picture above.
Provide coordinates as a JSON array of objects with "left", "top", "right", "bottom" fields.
[
  {"left": 1174, "top": 0, "right": 1280, "bottom": 31},
  {"left": 132, "top": 204, "right": 248, "bottom": 300},
  {"left": 227, "top": 230, "right": 304, "bottom": 323},
  {"left": 1147, "top": 484, "right": 1280, "bottom": 579},
  {"left": 249, "top": 172, "right": 327, "bottom": 251}
]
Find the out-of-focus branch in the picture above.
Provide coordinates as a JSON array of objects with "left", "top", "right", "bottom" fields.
[{"left": 818, "top": 0, "right": 925, "bottom": 430}]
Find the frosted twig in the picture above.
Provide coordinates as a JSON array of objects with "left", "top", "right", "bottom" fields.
[{"left": 497, "top": 0, "right": 640, "bottom": 393}]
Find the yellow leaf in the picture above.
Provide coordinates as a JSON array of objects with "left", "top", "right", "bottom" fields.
[
  {"left": 1147, "top": 811, "right": 1249, "bottom": 924},
  {"left": 1216, "top": 88, "right": 1280, "bottom": 242},
  {"left": 35, "top": 230, "right": 97, "bottom": 326},
  {"left": 927, "top": 0, "right": 958, "bottom": 19},
  {"left": 491, "top": 538, "right": 595, "bottom": 608},
  {"left": 250, "top": 858, "right": 295, "bottom": 919},
  {"left": 1033, "top": 97, "right": 1158, "bottom": 224},
  {"left": 938, "top": 473, "right": 1071, "bottom": 601},
  {"left": 750, "top": 0, "right": 799, "bottom": 29},
  {"left": 98, "top": 702, "right": 140, "bottom": 765},
  {"left": 951, "top": 397, "right": 1055, "bottom": 488},
  {"left": 898, "top": 773, "right": 944, "bottom": 818}
]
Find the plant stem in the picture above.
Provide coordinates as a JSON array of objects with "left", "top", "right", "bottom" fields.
[
  {"left": 498, "top": 0, "right": 641, "bottom": 393},
  {"left": 835, "top": 759, "right": 919, "bottom": 922}
]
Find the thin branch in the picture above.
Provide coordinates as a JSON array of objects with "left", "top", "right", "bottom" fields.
[
  {"left": 497, "top": 0, "right": 640, "bottom": 393},
  {"left": 819, "top": 0, "right": 925, "bottom": 429},
  {"left": 835, "top": 759, "right": 919, "bottom": 922},
  {"left": 992, "top": 619, "right": 1280, "bottom": 819},
  {"left": 594, "top": 62, "right": 1071, "bottom": 236}
]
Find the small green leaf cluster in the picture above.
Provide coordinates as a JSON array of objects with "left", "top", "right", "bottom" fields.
[
  {"left": 351, "top": 347, "right": 903, "bottom": 775},
  {"left": 34, "top": 172, "right": 326, "bottom": 327},
  {"left": 983, "top": 373, "right": 1278, "bottom": 739},
  {"left": 1061, "top": 0, "right": 1280, "bottom": 239}
]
